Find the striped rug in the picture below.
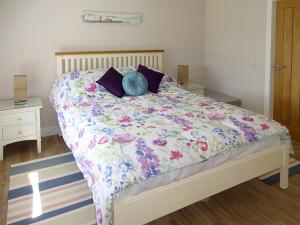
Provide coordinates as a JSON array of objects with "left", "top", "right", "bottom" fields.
[{"left": 7, "top": 152, "right": 96, "bottom": 225}]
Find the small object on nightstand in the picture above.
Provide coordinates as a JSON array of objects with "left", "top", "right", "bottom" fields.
[
  {"left": 0, "top": 97, "right": 43, "bottom": 160},
  {"left": 182, "top": 83, "right": 206, "bottom": 96},
  {"left": 14, "top": 75, "right": 27, "bottom": 104},
  {"left": 177, "top": 65, "right": 189, "bottom": 85}
]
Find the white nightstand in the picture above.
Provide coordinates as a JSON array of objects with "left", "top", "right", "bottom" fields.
[
  {"left": 182, "top": 83, "right": 206, "bottom": 96},
  {"left": 205, "top": 89, "right": 242, "bottom": 107},
  {"left": 0, "top": 97, "right": 43, "bottom": 160}
]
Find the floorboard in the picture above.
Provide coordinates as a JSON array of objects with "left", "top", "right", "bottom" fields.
[{"left": 0, "top": 137, "right": 299, "bottom": 225}]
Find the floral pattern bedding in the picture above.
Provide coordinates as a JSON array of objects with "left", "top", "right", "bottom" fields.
[{"left": 49, "top": 69, "right": 292, "bottom": 225}]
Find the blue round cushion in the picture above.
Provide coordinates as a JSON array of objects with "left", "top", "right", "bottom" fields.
[{"left": 122, "top": 72, "right": 148, "bottom": 96}]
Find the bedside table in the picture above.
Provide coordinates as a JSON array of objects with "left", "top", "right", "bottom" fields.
[
  {"left": 182, "top": 83, "right": 206, "bottom": 96},
  {"left": 0, "top": 97, "right": 43, "bottom": 160},
  {"left": 205, "top": 89, "right": 241, "bottom": 107}
]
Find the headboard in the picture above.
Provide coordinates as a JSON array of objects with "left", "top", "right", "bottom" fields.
[{"left": 55, "top": 50, "right": 164, "bottom": 77}]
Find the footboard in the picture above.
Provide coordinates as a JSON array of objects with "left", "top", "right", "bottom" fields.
[{"left": 113, "top": 145, "right": 289, "bottom": 225}]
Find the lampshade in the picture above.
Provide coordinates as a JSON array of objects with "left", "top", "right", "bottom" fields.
[
  {"left": 14, "top": 75, "right": 27, "bottom": 103},
  {"left": 177, "top": 65, "right": 189, "bottom": 85}
]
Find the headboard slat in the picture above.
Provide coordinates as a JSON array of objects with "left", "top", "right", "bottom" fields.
[
  {"left": 55, "top": 50, "right": 164, "bottom": 77},
  {"left": 70, "top": 57, "right": 75, "bottom": 72}
]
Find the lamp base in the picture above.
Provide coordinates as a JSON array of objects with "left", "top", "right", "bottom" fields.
[{"left": 14, "top": 100, "right": 27, "bottom": 105}]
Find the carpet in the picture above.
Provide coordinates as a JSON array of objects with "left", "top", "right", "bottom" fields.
[
  {"left": 258, "top": 157, "right": 300, "bottom": 185},
  {"left": 7, "top": 152, "right": 96, "bottom": 225}
]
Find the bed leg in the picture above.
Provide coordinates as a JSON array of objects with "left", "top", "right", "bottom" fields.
[{"left": 279, "top": 146, "right": 289, "bottom": 189}]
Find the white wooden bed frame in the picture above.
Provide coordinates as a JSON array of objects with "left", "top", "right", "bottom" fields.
[{"left": 55, "top": 50, "right": 290, "bottom": 225}]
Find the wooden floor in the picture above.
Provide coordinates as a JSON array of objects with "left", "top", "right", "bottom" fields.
[{"left": 1, "top": 137, "right": 300, "bottom": 225}]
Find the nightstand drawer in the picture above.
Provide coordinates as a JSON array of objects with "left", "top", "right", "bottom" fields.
[
  {"left": 2, "top": 124, "right": 36, "bottom": 140},
  {"left": 2, "top": 111, "right": 36, "bottom": 126}
]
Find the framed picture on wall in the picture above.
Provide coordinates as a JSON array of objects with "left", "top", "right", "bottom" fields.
[{"left": 82, "top": 11, "right": 142, "bottom": 24}]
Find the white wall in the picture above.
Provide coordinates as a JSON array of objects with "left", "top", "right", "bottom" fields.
[
  {"left": 0, "top": 0, "right": 205, "bottom": 135},
  {"left": 203, "top": 0, "right": 270, "bottom": 114}
]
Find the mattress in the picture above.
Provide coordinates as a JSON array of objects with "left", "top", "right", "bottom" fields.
[{"left": 49, "top": 69, "right": 292, "bottom": 225}]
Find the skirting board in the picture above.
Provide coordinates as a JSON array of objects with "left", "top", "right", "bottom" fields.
[{"left": 41, "top": 125, "right": 61, "bottom": 137}]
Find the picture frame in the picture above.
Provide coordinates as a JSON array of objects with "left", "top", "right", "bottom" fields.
[{"left": 82, "top": 11, "right": 142, "bottom": 24}]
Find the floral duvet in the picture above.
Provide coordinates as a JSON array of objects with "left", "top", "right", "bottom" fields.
[{"left": 49, "top": 70, "right": 291, "bottom": 225}]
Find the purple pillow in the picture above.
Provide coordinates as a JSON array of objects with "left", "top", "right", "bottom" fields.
[
  {"left": 137, "top": 64, "right": 164, "bottom": 93},
  {"left": 96, "top": 67, "right": 125, "bottom": 98}
]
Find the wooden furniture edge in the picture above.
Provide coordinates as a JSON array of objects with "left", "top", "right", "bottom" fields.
[{"left": 55, "top": 50, "right": 164, "bottom": 56}]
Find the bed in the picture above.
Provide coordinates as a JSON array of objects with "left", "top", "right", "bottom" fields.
[{"left": 50, "top": 50, "right": 292, "bottom": 225}]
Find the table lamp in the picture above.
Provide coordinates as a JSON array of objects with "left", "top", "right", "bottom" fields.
[
  {"left": 14, "top": 75, "right": 27, "bottom": 104},
  {"left": 177, "top": 65, "right": 189, "bottom": 85}
]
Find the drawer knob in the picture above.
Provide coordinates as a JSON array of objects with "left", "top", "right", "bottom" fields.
[
  {"left": 17, "top": 118, "right": 22, "bottom": 121},
  {"left": 18, "top": 131, "right": 22, "bottom": 134}
]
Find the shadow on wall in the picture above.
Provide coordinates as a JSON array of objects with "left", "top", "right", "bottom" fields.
[{"left": 201, "top": 66, "right": 223, "bottom": 91}]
